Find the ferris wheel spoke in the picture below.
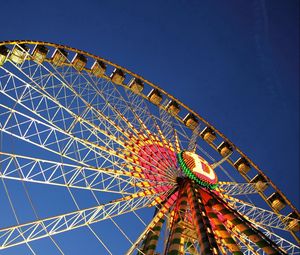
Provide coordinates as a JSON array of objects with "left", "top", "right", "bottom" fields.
[
  {"left": 86, "top": 77, "right": 178, "bottom": 177},
  {"left": 132, "top": 96, "right": 181, "bottom": 158},
  {"left": 0, "top": 152, "right": 154, "bottom": 194},
  {"left": 0, "top": 103, "right": 117, "bottom": 168},
  {"left": 0, "top": 150, "right": 173, "bottom": 197},
  {"left": 223, "top": 195, "right": 298, "bottom": 232},
  {"left": 187, "top": 123, "right": 201, "bottom": 152},
  {"left": 2, "top": 59, "right": 127, "bottom": 148},
  {"left": 72, "top": 71, "right": 179, "bottom": 180},
  {"left": 0, "top": 67, "right": 131, "bottom": 165},
  {"left": 124, "top": 90, "right": 179, "bottom": 170},
  {"left": 93, "top": 106, "right": 178, "bottom": 181},
  {"left": 14, "top": 63, "right": 178, "bottom": 182},
  {"left": 125, "top": 124, "right": 177, "bottom": 180},
  {"left": 158, "top": 112, "right": 191, "bottom": 151},
  {"left": 123, "top": 87, "right": 157, "bottom": 134},
  {"left": 159, "top": 99, "right": 176, "bottom": 144},
  {"left": 173, "top": 129, "right": 183, "bottom": 153},
  {"left": 0, "top": 102, "right": 172, "bottom": 184},
  {"left": 155, "top": 120, "right": 177, "bottom": 153},
  {"left": 88, "top": 80, "right": 178, "bottom": 178},
  {"left": 251, "top": 223, "right": 300, "bottom": 254},
  {"left": 0, "top": 190, "right": 166, "bottom": 250},
  {"left": 44, "top": 63, "right": 137, "bottom": 134},
  {"left": 123, "top": 89, "right": 158, "bottom": 134},
  {"left": 172, "top": 118, "right": 193, "bottom": 150},
  {"left": 110, "top": 109, "right": 177, "bottom": 181},
  {"left": 218, "top": 182, "right": 265, "bottom": 196},
  {"left": 158, "top": 115, "right": 188, "bottom": 157}
]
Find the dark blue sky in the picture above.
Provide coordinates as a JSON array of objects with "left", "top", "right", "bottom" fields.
[{"left": 0, "top": 0, "right": 299, "bottom": 254}]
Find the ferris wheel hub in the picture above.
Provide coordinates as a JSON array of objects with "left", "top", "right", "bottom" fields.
[{"left": 177, "top": 151, "right": 218, "bottom": 189}]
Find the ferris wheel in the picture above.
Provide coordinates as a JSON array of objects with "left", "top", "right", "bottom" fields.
[{"left": 0, "top": 41, "right": 299, "bottom": 255}]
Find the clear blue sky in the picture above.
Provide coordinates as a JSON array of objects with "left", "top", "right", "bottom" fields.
[{"left": 0, "top": 0, "right": 299, "bottom": 254}]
